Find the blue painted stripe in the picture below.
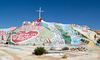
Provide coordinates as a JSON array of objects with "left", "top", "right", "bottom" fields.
[
  {"left": 7, "top": 50, "right": 16, "bottom": 54},
  {"left": 24, "top": 59, "right": 32, "bottom": 60},
  {"left": 70, "top": 55, "right": 77, "bottom": 57}
]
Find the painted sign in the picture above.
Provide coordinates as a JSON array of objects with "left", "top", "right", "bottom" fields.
[{"left": 12, "top": 31, "right": 38, "bottom": 43}]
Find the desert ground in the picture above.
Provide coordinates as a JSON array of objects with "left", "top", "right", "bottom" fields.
[{"left": 0, "top": 44, "right": 100, "bottom": 60}]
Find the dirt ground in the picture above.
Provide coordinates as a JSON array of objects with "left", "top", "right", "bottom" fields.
[{"left": 0, "top": 44, "right": 100, "bottom": 60}]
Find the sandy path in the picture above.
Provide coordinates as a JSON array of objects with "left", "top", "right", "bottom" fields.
[
  {"left": 98, "top": 50, "right": 100, "bottom": 60},
  {"left": 1, "top": 49, "right": 22, "bottom": 60}
]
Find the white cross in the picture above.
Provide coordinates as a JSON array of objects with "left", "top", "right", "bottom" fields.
[{"left": 36, "top": 7, "right": 44, "bottom": 18}]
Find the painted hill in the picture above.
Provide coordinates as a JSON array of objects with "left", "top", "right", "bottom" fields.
[{"left": 0, "top": 19, "right": 100, "bottom": 46}]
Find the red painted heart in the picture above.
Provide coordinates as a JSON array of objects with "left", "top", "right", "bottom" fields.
[{"left": 12, "top": 31, "right": 38, "bottom": 43}]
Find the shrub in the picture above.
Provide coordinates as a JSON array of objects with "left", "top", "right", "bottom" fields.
[
  {"left": 34, "top": 47, "right": 46, "bottom": 55},
  {"left": 62, "top": 47, "right": 69, "bottom": 50},
  {"left": 50, "top": 47, "right": 55, "bottom": 50}
]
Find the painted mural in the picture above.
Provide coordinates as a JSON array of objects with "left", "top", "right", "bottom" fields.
[
  {"left": 7, "top": 24, "right": 56, "bottom": 46},
  {"left": 71, "top": 24, "right": 98, "bottom": 43},
  {"left": 0, "top": 19, "right": 100, "bottom": 46}
]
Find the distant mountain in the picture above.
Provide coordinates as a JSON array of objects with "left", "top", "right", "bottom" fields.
[{"left": 92, "top": 30, "right": 100, "bottom": 35}]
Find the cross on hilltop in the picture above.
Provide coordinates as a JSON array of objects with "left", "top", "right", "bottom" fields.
[{"left": 36, "top": 7, "right": 44, "bottom": 19}]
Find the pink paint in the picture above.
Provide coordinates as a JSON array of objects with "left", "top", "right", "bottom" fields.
[
  {"left": 72, "top": 24, "right": 78, "bottom": 27},
  {"left": 19, "top": 25, "right": 24, "bottom": 31},
  {"left": 32, "top": 37, "right": 53, "bottom": 46},
  {"left": 86, "top": 26, "right": 90, "bottom": 29},
  {"left": 19, "top": 25, "right": 44, "bottom": 31},
  {"left": 12, "top": 31, "right": 38, "bottom": 43},
  {"left": 0, "top": 30, "right": 6, "bottom": 35},
  {"left": 82, "top": 28, "right": 88, "bottom": 32},
  {"left": 34, "top": 22, "right": 38, "bottom": 25},
  {"left": 38, "top": 26, "right": 44, "bottom": 31},
  {"left": 32, "top": 26, "right": 37, "bottom": 30},
  {"left": 25, "top": 25, "right": 31, "bottom": 30},
  {"left": 9, "top": 27, "right": 17, "bottom": 33}
]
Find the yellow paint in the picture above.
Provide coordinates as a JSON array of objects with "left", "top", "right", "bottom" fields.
[
  {"left": 85, "top": 39, "right": 90, "bottom": 41},
  {"left": 91, "top": 34, "right": 94, "bottom": 37},
  {"left": 52, "top": 29, "right": 54, "bottom": 30},
  {"left": 53, "top": 41, "right": 55, "bottom": 43},
  {"left": 47, "top": 27, "right": 50, "bottom": 29},
  {"left": 88, "top": 41, "right": 94, "bottom": 46},
  {"left": 31, "top": 23, "right": 34, "bottom": 26},
  {"left": 85, "top": 39, "right": 95, "bottom": 46}
]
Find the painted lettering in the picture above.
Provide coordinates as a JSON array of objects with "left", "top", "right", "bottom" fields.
[
  {"left": 32, "top": 26, "right": 37, "bottom": 30},
  {"left": 25, "top": 25, "right": 31, "bottom": 30},
  {"left": 19, "top": 25, "right": 24, "bottom": 31},
  {"left": 38, "top": 26, "right": 44, "bottom": 31},
  {"left": 19, "top": 25, "right": 44, "bottom": 31}
]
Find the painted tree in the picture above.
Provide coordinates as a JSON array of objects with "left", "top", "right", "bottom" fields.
[{"left": 0, "top": 30, "right": 6, "bottom": 40}]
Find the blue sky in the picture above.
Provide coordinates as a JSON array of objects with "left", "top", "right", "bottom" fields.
[{"left": 0, "top": 0, "right": 100, "bottom": 29}]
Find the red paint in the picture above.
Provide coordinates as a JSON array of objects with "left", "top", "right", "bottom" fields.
[
  {"left": 2, "top": 35, "right": 4, "bottom": 40},
  {"left": 86, "top": 26, "right": 90, "bottom": 29},
  {"left": 72, "top": 24, "right": 78, "bottom": 27},
  {"left": 43, "top": 43, "right": 45, "bottom": 46},
  {"left": 94, "top": 34, "right": 96, "bottom": 39},
  {"left": 33, "top": 43, "right": 35, "bottom": 46},
  {"left": 48, "top": 38, "right": 51, "bottom": 43},
  {"left": 44, "top": 39, "right": 49, "bottom": 43},
  {"left": 38, "top": 18, "right": 43, "bottom": 22},
  {"left": 32, "top": 37, "right": 53, "bottom": 46},
  {"left": 12, "top": 31, "right": 38, "bottom": 43},
  {"left": 0, "top": 30, "right": 6, "bottom": 40},
  {"left": 82, "top": 28, "right": 88, "bottom": 32}
]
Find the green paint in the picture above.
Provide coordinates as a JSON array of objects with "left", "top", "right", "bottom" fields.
[
  {"left": 12, "top": 32, "right": 16, "bottom": 34},
  {"left": 54, "top": 24, "right": 71, "bottom": 44},
  {"left": 45, "top": 27, "right": 50, "bottom": 31},
  {"left": 71, "top": 24, "right": 95, "bottom": 45}
]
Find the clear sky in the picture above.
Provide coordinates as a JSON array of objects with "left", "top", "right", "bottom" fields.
[{"left": 0, "top": 0, "right": 100, "bottom": 29}]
